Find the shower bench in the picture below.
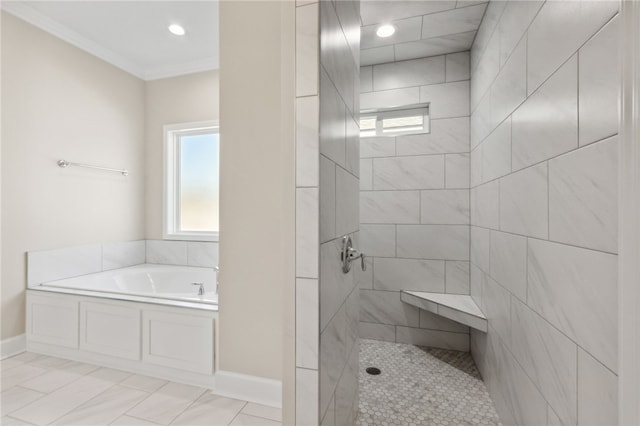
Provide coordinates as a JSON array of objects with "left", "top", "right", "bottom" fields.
[{"left": 400, "top": 291, "right": 487, "bottom": 332}]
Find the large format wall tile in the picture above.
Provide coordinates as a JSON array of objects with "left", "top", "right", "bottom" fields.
[
  {"left": 420, "top": 81, "right": 470, "bottom": 119},
  {"left": 319, "top": 305, "right": 347, "bottom": 416},
  {"left": 360, "top": 66, "right": 373, "bottom": 93},
  {"left": 511, "top": 298, "right": 578, "bottom": 426},
  {"left": 296, "top": 278, "right": 319, "bottom": 370},
  {"left": 446, "top": 52, "right": 470, "bottom": 82},
  {"left": 445, "top": 261, "right": 470, "bottom": 295},
  {"left": 373, "top": 155, "right": 445, "bottom": 190},
  {"left": 361, "top": 137, "right": 395, "bottom": 158},
  {"left": 471, "top": 181, "right": 499, "bottom": 229},
  {"left": 491, "top": 37, "right": 526, "bottom": 126},
  {"left": 527, "top": 0, "right": 618, "bottom": 94},
  {"left": 320, "top": 239, "right": 355, "bottom": 332},
  {"left": 360, "top": 191, "right": 420, "bottom": 224},
  {"left": 549, "top": 136, "right": 618, "bottom": 253},
  {"left": 395, "top": 32, "right": 477, "bottom": 64},
  {"left": 471, "top": 0, "right": 507, "bottom": 72},
  {"left": 512, "top": 55, "right": 578, "bottom": 171},
  {"left": 482, "top": 276, "right": 511, "bottom": 347},
  {"left": 577, "top": 348, "right": 618, "bottom": 426},
  {"left": 359, "top": 322, "right": 395, "bottom": 342},
  {"left": 420, "top": 189, "right": 469, "bottom": 224},
  {"left": 296, "top": 188, "right": 319, "bottom": 278},
  {"left": 527, "top": 238, "right": 617, "bottom": 372},
  {"left": 470, "top": 91, "right": 493, "bottom": 149},
  {"left": 360, "top": 159, "right": 372, "bottom": 190},
  {"left": 395, "top": 117, "right": 469, "bottom": 156},
  {"left": 296, "top": 96, "right": 320, "bottom": 187},
  {"left": 395, "top": 326, "right": 469, "bottom": 352},
  {"left": 296, "top": 368, "right": 319, "bottom": 426},
  {"left": 373, "top": 257, "right": 445, "bottom": 292},
  {"left": 397, "top": 225, "right": 469, "bottom": 261},
  {"left": 471, "top": 30, "right": 499, "bottom": 112},
  {"left": 489, "top": 231, "right": 526, "bottom": 301},
  {"left": 360, "top": 290, "right": 419, "bottom": 327},
  {"left": 335, "top": 167, "right": 360, "bottom": 237},
  {"left": 421, "top": 4, "right": 486, "bottom": 40},
  {"left": 320, "top": 1, "right": 355, "bottom": 114},
  {"left": 499, "top": 163, "right": 548, "bottom": 239},
  {"left": 359, "top": 224, "right": 395, "bottom": 258},
  {"left": 497, "top": 0, "right": 544, "bottom": 67},
  {"left": 445, "top": 153, "right": 470, "bottom": 189},
  {"left": 470, "top": 226, "right": 490, "bottom": 273},
  {"left": 319, "top": 156, "right": 336, "bottom": 243},
  {"left": 481, "top": 118, "right": 511, "bottom": 183},
  {"left": 578, "top": 15, "right": 620, "bottom": 146},
  {"left": 320, "top": 69, "right": 346, "bottom": 169},
  {"left": 360, "top": 87, "right": 420, "bottom": 110},
  {"left": 372, "top": 56, "right": 445, "bottom": 91},
  {"left": 296, "top": 3, "right": 319, "bottom": 97},
  {"left": 420, "top": 309, "right": 469, "bottom": 333}
]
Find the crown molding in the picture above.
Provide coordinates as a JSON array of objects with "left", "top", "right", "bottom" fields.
[
  {"left": 144, "top": 57, "right": 218, "bottom": 81},
  {"left": 1, "top": 1, "right": 217, "bottom": 81}
]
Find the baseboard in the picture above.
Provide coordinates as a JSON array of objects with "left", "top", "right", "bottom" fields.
[
  {"left": 213, "top": 370, "right": 282, "bottom": 408},
  {"left": 1, "top": 334, "right": 26, "bottom": 359}
]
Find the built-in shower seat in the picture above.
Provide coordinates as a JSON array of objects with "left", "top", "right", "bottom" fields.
[{"left": 400, "top": 291, "right": 487, "bottom": 332}]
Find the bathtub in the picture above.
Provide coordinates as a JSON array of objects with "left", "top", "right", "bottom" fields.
[
  {"left": 26, "top": 263, "right": 218, "bottom": 387},
  {"left": 37, "top": 264, "right": 218, "bottom": 305}
]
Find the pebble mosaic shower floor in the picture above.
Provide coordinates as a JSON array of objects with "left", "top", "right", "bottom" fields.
[{"left": 356, "top": 339, "right": 501, "bottom": 426}]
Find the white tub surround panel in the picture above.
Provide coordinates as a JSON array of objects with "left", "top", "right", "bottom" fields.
[
  {"left": 470, "top": 3, "right": 620, "bottom": 425},
  {"left": 359, "top": 51, "right": 471, "bottom": 348}
]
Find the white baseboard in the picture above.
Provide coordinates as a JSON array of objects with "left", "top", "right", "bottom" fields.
[
  {"left": 213, "top": 370, "right": 282, "bottom": 408},
  {"left": 1, "top": 334, "right": 26, "bottom": 359}
]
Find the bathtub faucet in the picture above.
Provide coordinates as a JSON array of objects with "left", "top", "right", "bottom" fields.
[{"left": 192, "top": 282, "right": 205, "bottom": 296}]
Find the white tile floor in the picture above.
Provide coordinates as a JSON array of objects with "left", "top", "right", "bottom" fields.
[{"left": 0, "top": 352, "right": 282, "bottom": 426}]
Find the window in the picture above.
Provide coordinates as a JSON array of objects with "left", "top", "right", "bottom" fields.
[
  {"left": 360, "top": 103, "right": 430, "bottom": 138},
  {"left": 164, "top": 121, "right": 219, "bottom": 241}
]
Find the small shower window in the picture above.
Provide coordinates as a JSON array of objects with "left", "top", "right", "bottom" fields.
[{"left": 360, "top": 103, "right": 430, "bottom": 138}]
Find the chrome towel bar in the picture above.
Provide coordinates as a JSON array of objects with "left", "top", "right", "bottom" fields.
[{"left": 57, "top": 159, "right": 128, "bottom": 176}]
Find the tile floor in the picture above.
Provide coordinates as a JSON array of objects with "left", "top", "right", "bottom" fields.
[
  {"left": 0, "top": 352, "right": 281, "bottom": 426},
  {"left": 356, "top": 339, "right": 501, "bottom": 426},
  {"left": 3, "top": 342, "right": 500, "bottom": 426}
]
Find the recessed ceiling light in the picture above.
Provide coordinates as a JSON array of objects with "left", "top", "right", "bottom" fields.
[
  {"left": 168, "top": 24, "right": 185, "bottom": 36},
  {"left": 376, "top": 24, "right": 395, "bottom": 38}
]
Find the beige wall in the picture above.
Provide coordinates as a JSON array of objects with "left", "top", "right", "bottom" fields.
[
  {"left": 0, "top": 12, "right": 146, "bottom": 340},
  {"left": 144, "top": 71, "right": 219, "bottom": 239},
  {"left": 218, "top": 0, "right": 295, "bottom": 397}
]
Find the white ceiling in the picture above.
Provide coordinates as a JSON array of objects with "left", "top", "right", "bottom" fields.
[
  {"left": 1, "top": 1, "right": 218, "bottom": 81},
  {"left": 360, "top": 0, "right": 488, "bottom": 66}
]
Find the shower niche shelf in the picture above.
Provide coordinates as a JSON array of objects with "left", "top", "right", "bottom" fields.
[{"left": 400, "top": 291, "right": 487, "bottom": 333}]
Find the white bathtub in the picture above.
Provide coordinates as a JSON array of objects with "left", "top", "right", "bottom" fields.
[{"left": 38, "top": 264, "right": 218, "bottom": 305}]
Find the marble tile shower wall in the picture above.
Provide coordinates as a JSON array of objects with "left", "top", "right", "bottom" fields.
[
  {"left": 294, "top": 1, "right": 360, "bottom": 425},
  {"left": 468, "top": 1, "right": 619, "bottom": 425},
  {"left": 358, "top": 52, "right": 472, "bottom": 351}
]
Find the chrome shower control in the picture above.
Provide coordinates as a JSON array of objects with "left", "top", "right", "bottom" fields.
[{"left": 341, "top": 236, "right": 366, "bottom": 274}]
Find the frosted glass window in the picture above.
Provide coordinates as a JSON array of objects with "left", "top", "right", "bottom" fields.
[
  {"left": 360, "top": 103, "right": 430, "bottom": 138},
  {"left": 164, "top": 122, "right": 219, "bottom": 241},
  {"left": 178, "top": 133, "right": 219, "bottom": 232}
]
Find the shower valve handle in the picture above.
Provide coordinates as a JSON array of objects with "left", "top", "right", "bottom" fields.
[{"left": 341, "top": 236, "right": 366, "bottom": 273}]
